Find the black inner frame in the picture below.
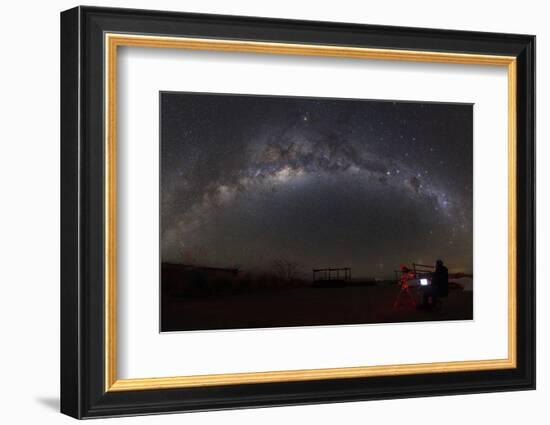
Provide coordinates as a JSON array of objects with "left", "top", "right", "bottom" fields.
[{"left": 61, "top": 6, "right": 535, "bottom": 419}]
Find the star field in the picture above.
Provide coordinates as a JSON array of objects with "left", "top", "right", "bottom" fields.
[{"left": 161, "top": 92, "right": 473, "bottom": 279}]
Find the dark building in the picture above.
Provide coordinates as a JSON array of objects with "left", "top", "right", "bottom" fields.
[{"left": 162, "top": 263, "right": 240, "bottom": 296}]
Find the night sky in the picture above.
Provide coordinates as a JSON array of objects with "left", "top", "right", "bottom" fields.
[{"left": 160, "top": 92, "right": 473, "bottom": 279}]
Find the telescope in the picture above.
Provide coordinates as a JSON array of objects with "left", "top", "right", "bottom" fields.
[
  {"left": 399, "top": 263, "right": 435, "bottom": 286},
  {"left": 393, "top": 263, "right": 435, "bottom": 308}
]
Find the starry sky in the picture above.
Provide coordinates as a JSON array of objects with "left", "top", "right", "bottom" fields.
[{"left": 160, "top": 92, "right": 473, "bottom": 279}]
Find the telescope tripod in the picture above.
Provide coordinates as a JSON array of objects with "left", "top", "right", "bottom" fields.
[{"left": 393, "top": 283, "right": 416, "bottom": 309}]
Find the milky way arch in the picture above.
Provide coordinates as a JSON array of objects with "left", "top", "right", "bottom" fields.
[{"left": 160, "top": 92, "right": 473, "bottom": 277}]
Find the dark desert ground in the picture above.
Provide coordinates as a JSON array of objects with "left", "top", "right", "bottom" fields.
[{"left": 161, "top": 271, "right": 473, "bottom": 332}]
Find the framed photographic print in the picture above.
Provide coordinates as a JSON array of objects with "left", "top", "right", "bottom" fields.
[{"left": 60, "top": 6, "right": 535, "bottom": 419}]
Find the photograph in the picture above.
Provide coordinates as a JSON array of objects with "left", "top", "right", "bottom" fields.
[{"left": 160, "top": 92, "right": 474, "bottom": 332}]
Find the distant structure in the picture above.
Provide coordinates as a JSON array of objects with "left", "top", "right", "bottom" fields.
[
  {"left": 162, "top": 263, "right": 240, "bottom": 295},
  {"left": 312, "top": 267, "right": 351, "bottom": 287}
]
